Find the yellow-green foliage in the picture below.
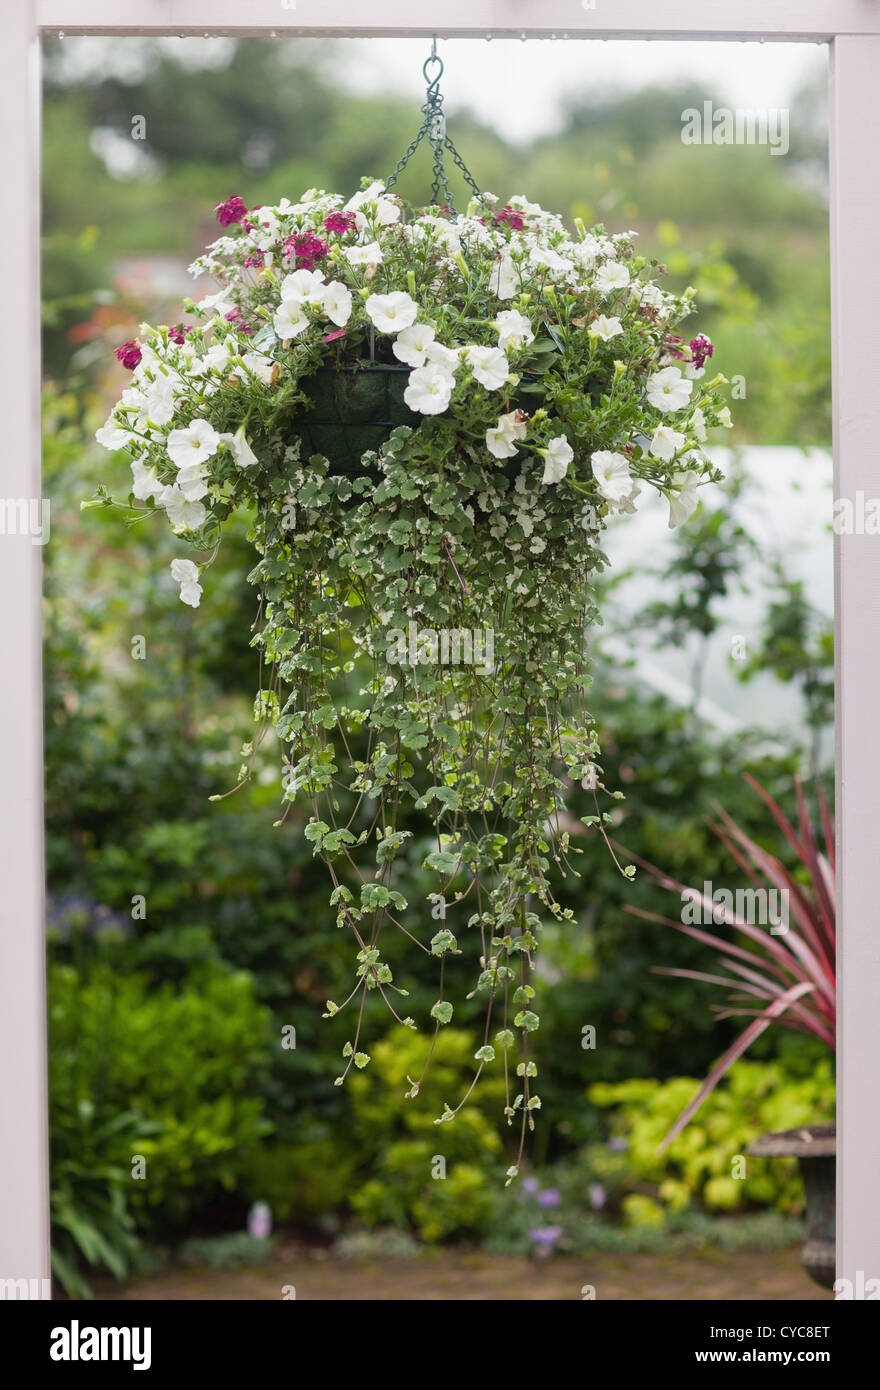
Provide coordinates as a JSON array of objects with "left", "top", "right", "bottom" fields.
[
  {"left": 589, "top": 1059, "right": 834, "bottom": 1223},
  {"left": 348, "top": 1026, "right": 505, "bottom": 1241}
]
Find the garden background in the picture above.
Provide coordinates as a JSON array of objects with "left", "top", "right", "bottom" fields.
[{"left": 42, "top": 35, "right": 834, "bottom": 1298}]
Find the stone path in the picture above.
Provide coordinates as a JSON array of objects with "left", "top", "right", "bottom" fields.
[{"left": 103, "top": 1246, "right": 830, "bottom": 1301}]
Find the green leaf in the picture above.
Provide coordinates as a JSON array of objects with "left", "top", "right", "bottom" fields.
[
  {"left": 514, "top": 1010, "right": 540, "bottom": 1032},
  {"left": 304, "top": 820, "right": 330, "bottom": 843},
  {"left": 430, "top": 929, "right": 457, "bottom": 956}
]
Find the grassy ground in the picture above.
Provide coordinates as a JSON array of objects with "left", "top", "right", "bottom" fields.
[{"left": 100, "top": 1245, "right": 830, "bottom": 1301}]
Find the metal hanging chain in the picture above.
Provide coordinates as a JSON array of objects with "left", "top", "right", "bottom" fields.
[{"left": 383, "top": 39, "right": 483, "bottom": 214}]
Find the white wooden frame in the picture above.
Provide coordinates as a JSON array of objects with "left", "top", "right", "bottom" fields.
[{"left": 3, "top": 0, "right": 877, "bottom": 1297}]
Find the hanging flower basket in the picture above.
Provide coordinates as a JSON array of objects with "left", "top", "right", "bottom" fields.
[
  {"left": 90, "top": 46, "right": 733, "bottom": 1170},
  {"left": 293, "top": 363, "right": 416, "bottom": 476}
]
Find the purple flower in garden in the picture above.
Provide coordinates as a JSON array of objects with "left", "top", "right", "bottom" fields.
[
  {"left": 689, "top": 333, "right": 714, "bottom": 370},
  {"left": 114, "top": 339, "right": 142, "bottom": 371},
  {"left": 168, "top": 324, "right": 189, "bottom": 345},
  {"left": 244, "top": 250, "right": 265, "bottom": 269},
  {"left": 247, "top": 1201, "right": 272, "bottom": 1240},
  {"left": 522, "top": 1176, "right": 539, "bottom": 1194},
  {"left": 537, "top": 1188, "right": 562, "bottom": 1209},
  {"left": 324, "top": 210, "right": 357, "bottom": 235},
  {"left": 529, "top": 1225, "right": 563, "bottom": 1250},
  {"left": 215, "top": 195, "right": 248, "bottom": 227},
  {"left": 588, "top": 1183, "right": 607, "bottom": 1211},
  {"left": 608, "top": 1136, "right": 627, "bottom": 1152}
]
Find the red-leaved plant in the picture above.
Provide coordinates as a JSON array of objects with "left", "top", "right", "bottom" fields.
[{"left": 624, "top": 775, "right": 835, "bottom": 1154}]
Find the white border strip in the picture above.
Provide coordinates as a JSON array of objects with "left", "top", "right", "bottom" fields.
[
  {"left": 829, "top": 34, "right": 880, "bottom": 1290},
  {"left": 3, "top": 0, "right": 876, "bottom": 1298},
  {"left": 0, "top": 0, "right": 51, "bottom": 1295},
  {"left": 35, "top": 0, "right": 880, "bottom": 42}
]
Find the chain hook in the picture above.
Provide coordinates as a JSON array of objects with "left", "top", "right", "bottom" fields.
[{"left": 383, "top": 38, "right": 482, "bottom": 214}]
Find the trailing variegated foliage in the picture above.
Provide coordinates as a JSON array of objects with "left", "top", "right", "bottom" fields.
[{"left": 90, "top": 181, "right": 731, "bottom": 1165}]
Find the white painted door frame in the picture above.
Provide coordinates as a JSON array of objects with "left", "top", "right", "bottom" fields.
[{"left": 3, "top": 0, "right": 877, "bottom": 1296}]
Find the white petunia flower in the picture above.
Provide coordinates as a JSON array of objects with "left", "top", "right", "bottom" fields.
[
  {"left": 273, "top": 300, "right": 310, "bottom": 340},
  {"left": 234, "top": 351, "right": 275, "bottom": 385},
  {"left": 170, "top": 557, "right": 203, "bottom": 608},
  {"left": 197, "top": 289, "right": 236, "bottom": 317},
  {"left": 666, "top": 470, "right": 702, "bottom": 529},
  {"left": 344, "top": 180, "right": 385, "bottom": 212},
  {"left": 424, "top": 341, "right": 461, "bottom": 373},
  {"left": 649, "top": 424, "right": 686, "bottom": 461},
  {"left": 608, "top": 481, "right": 641, "bottom": 515},
  {"left": 594, "top": 261, "right": 630, "bottom": 295},
  {"left": 634, "top": 282, "right": 665, "bottom": 310},
  {"left": 365, "top": 292, "right": 419, "bottom": 333},
  {"left": 591, "top": 450, "right": 634, "bottom": 501},
  {"left": 465, "top": 344, "right": 510, "bottom": 391},
  {"left": 646, "top": 366, "right": 693, "bottom": 413},
  {"left": 96, "top": 418, "right": 133, "bottom": 450},
  {"left": 529, "top": 244, "right": 574, "bottom": 277},
  {"left": 354, "top": 195, "right": 400, "bottom": 233},
  {"left": 716, "top": 406, "right": 733, "bottom": 428},
  {"left": 175, "top": 462, "right": 210, "bottom": 501},
  {"left": 226, "top": 424, "right": 258, "bottom": 468},
  {"left": 321, "top": 280, "right": 353, "bottom": 327},
  {"left": 187, "top": 340, "right": 235, "bottom": 379},
  {"left": 588, "top": 315, "right": 624, "bottom": 343},
  {"left": 490, "top": 252, "right": 518, "bottom": 301},
  {"left": 486, "top": 410, "right": 528, "bottom": 460},
  {"left": 343, "top": 241, "right": 384, "bottom": 267},
  {"left": 392, "top": 323, "right": 436, "bottom": 367},
  {"left": 139, "top": 377, "right": 177, "bottom": 427},
  {"left": 160, "top": 486, "right": 207, "bottom": 533},
  {"left": 166, "top": 418, "right": 221, "bottom": 469},
  {"left": 403, "top": 363, "right": 455, "bottom": 415},
  {"left": 280, "top": 268, "right": 327, "bottom": 304},
  {"left": 508, "top": 194, "right": 542, "bottom": 217},
  {"left": 131, "top": 459, "right": 164, "bottom": 501},
  {"left": 494, "top": 309, "right": 535, "bottom": 352},
  {"left": 538, "top": 435, "right": 574, "bottom": 485}
]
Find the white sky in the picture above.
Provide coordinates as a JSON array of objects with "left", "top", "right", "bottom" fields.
[
  {"left": 54, "top": 36, "right": 827, "bottom": 145},
  {"left": 337, "top": 38, "right": 827, "bottom": 142}
]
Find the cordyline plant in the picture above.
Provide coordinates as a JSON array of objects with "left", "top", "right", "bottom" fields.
[
  {"left": 89, "top": 181, "right": 731, "bottom": 1171},
  {"left": 625, "top": 775, "right": 835, "bottom": 1154}
]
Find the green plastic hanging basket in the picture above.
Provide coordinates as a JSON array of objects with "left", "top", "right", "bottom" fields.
[{"left": 290, "top": 364, "right": 418, "bottom": 476}]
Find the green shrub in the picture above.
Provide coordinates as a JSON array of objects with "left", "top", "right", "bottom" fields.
[
  {"left": 588, "top": 1057, "right": 835, "bottom": 1218},
  {"left": 51, "top": 1108, "right": 147, "bottom": 1300},
  {"left": 240, "top": 1138, "right": 358, "bottom": 1223},
  {"left": 346, "top": 1026, "right": 505, "bottom": 1241},
  {"left": 50, "top": 957, "right": 274, "bottom": 1291}
]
